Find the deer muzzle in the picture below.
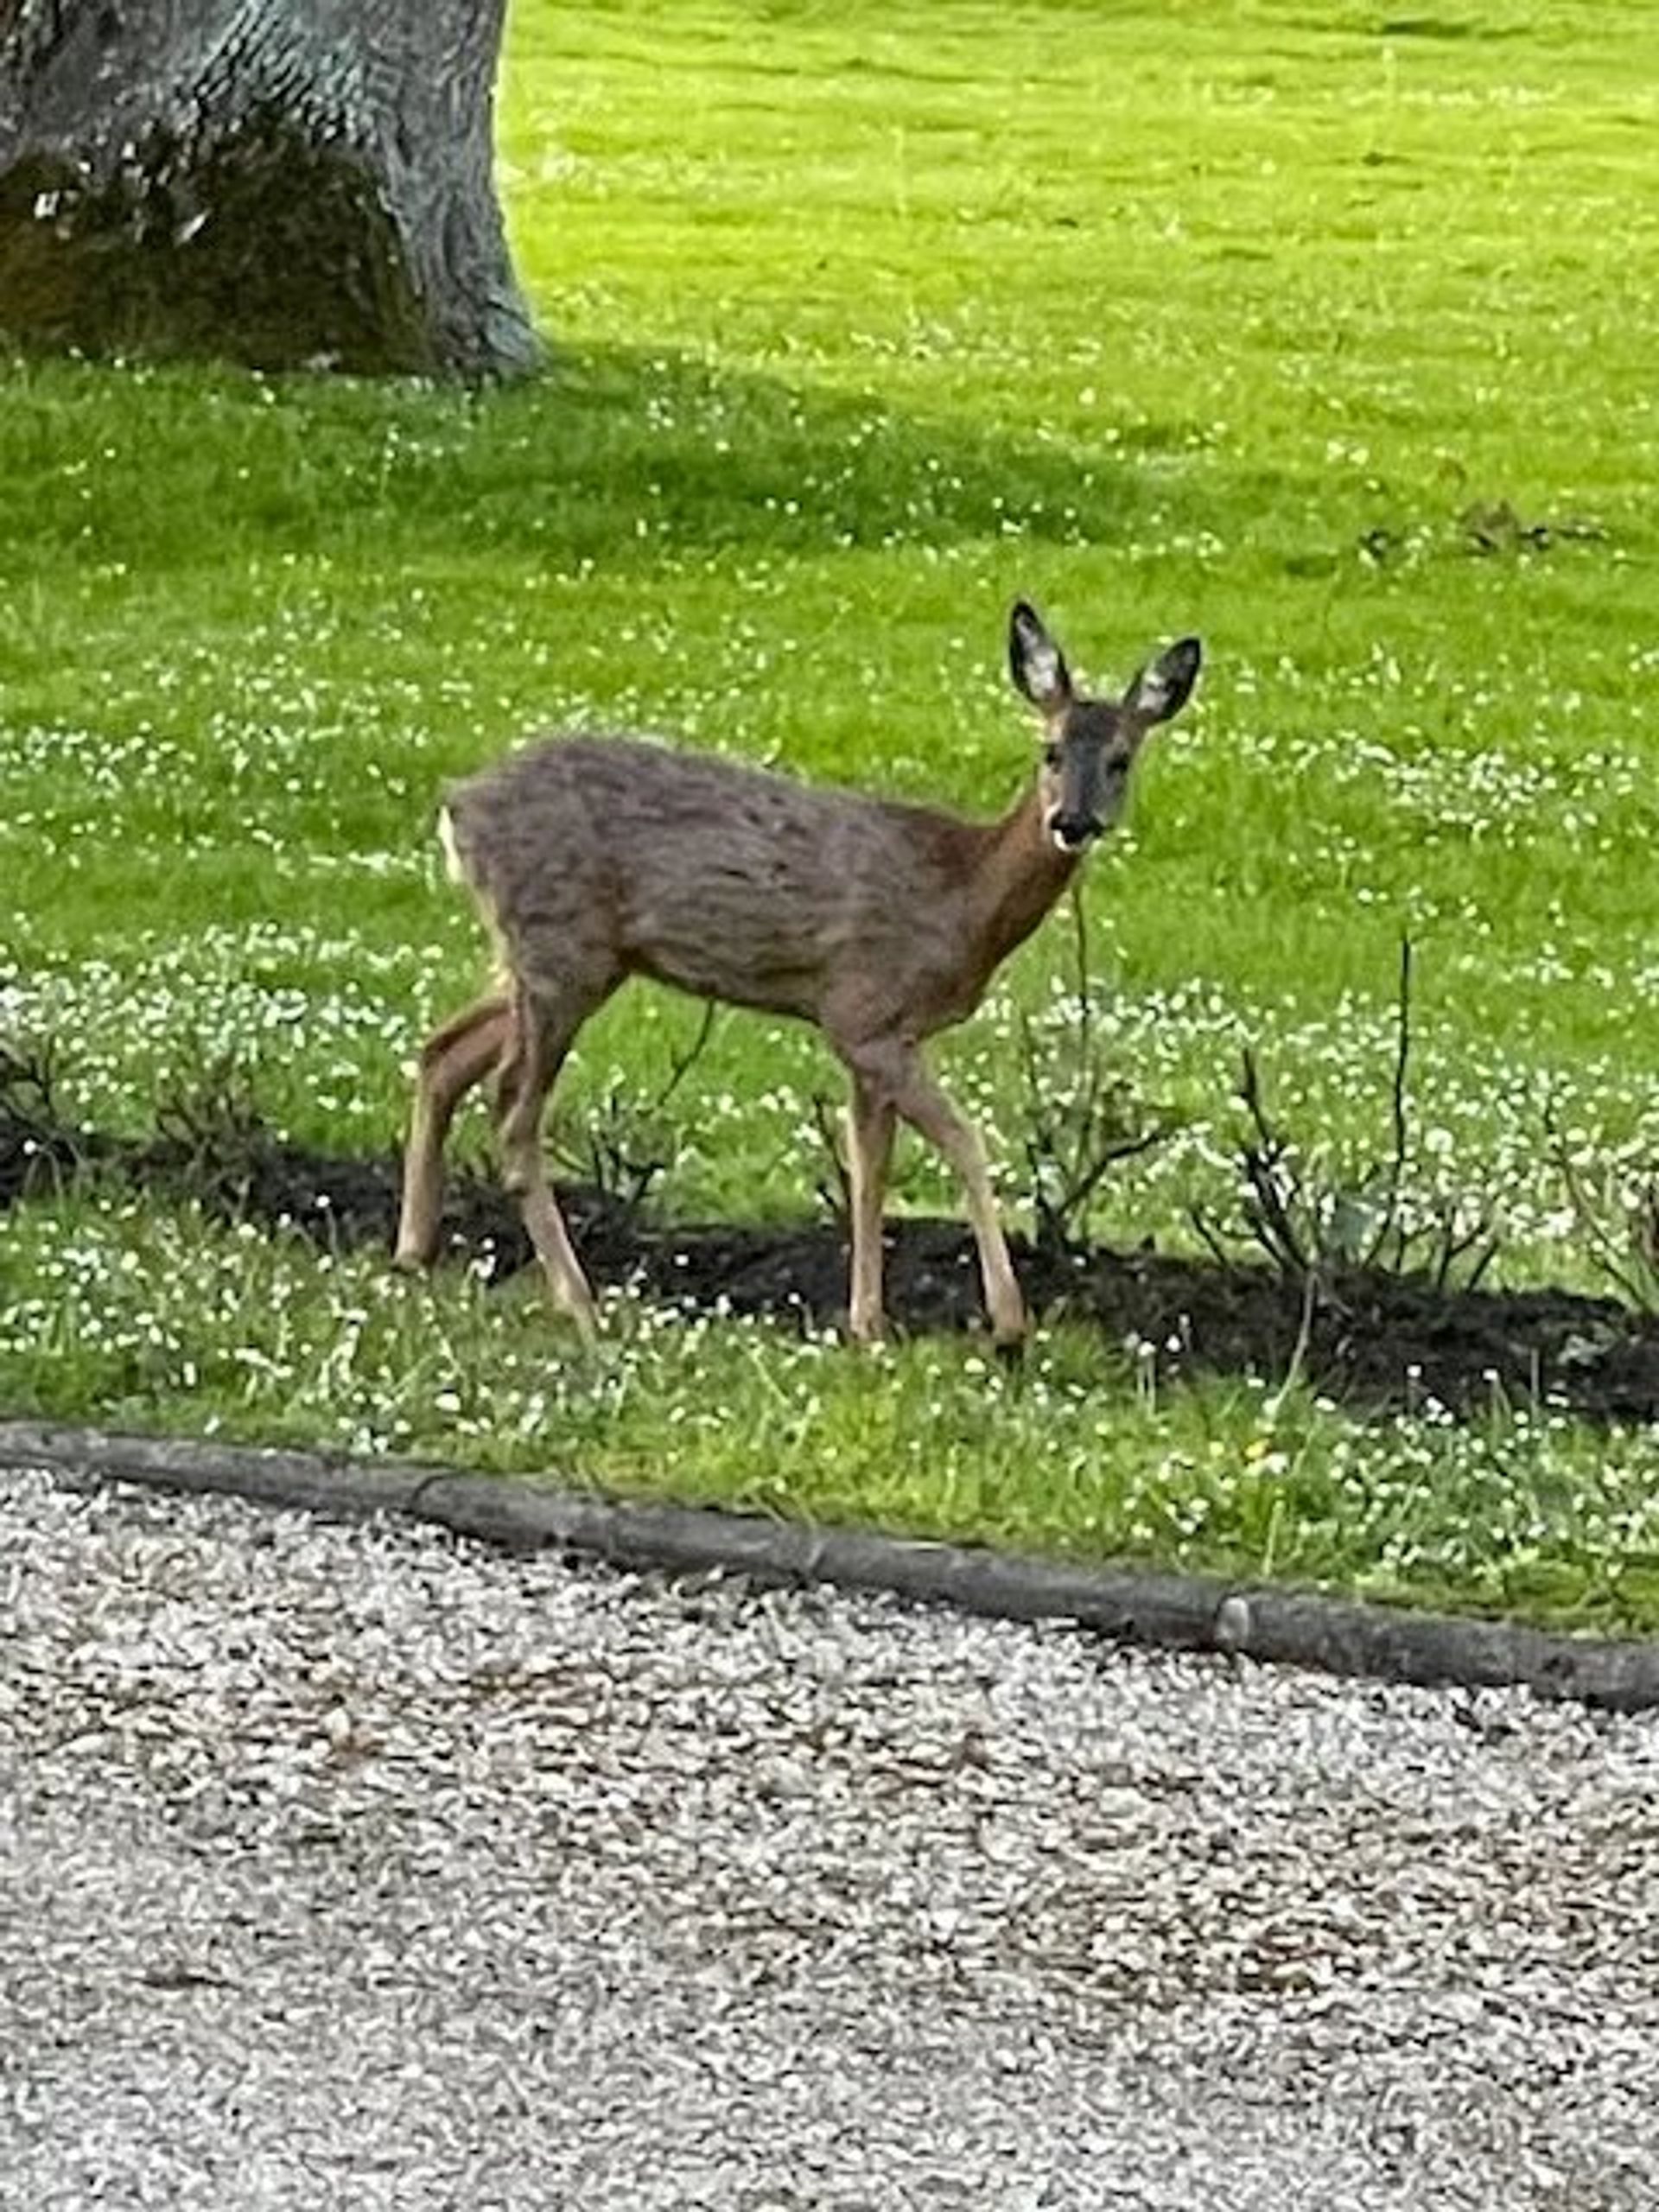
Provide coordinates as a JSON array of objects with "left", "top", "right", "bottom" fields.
[{"left": 1048, "top": 810, "right": 1104, "bottom": 853}]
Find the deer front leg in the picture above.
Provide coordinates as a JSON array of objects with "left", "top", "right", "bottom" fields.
[
  {"left": 395, "top": 993, "right": 512, "bottom": 1270},
  {"left": 905, "top": 1080, "right": 1027, "bottom": 1346},
  {"left": 846, "top": 1039, "right": 1027, "bottom": 1347},
  {"left": 846, "top": 1073, "right": 897, "bottom": 1344}
]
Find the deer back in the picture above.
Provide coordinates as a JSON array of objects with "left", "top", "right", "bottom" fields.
[{"left": 442, "top": 735, "right": 1008, "bottom": 1034}]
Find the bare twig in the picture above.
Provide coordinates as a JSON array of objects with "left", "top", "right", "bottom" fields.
[
  {"left": 0, "top": 1038, "right": 64, "bottom": 1141},
  {"left": 1068, "top": 883, "right": 1094, "bottom": 1111},
  {"left": 1544, "top": 1106, "right": 1659, "bottom": 1313},
  {"left": 1200, "top": 946, "right": 1501, "bottom": 1297},
  {"left": 1362, "top": 934, "right": 1413, "bottom": 1268},
  {"left": 1431, "top": 1211, "right": 1502, "bottom": 1295},
  {"left": 550, "top": 1005, "right": 719, "bottom": 1217},
  {"left": 1265, "top": 1264, "right": 1321, "bottom": 1422},
  {"left": 0, "top": 1037, "right": 88, "bottom": 1200},
  {"left": 154, "top": 1055, "right": 265, "bottom": 1162},
  {"left": 1017, "top": 887, "right": 1173, "bottom": 1254},
  {"left": 809, "top": 1092, "right": 853, "bottom": 1230},
  {"left": 1187, "top": 1202, "right": 1236, "bottom": 1270},
  {"left": 654, "top": 1001, "right": 717, "bottom": 1116},
  {"left": 1235, "top": 1047, "right": 1311, "bottom": 1277}
]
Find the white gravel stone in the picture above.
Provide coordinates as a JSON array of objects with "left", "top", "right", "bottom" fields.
[{"left": 2, "top": 1463, "right": 1656, "bottom": 2210}]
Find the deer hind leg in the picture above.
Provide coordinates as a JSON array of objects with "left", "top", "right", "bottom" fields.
[
  {"left": 847, "top": 1038, "right": 1027, "bottom": 1347},
  {"left": 395, "top": 992, "right": 512, "bottom": 1270},
  {"left": 494, "top": 978, "right": 613, "bottom": 1338},
  {"left": 845, "top": 1074, "right": 897, "bottom": 1344}
]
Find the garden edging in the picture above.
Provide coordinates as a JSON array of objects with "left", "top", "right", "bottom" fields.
[{"left": 3, "top": 1415, "right": 1656, "bottom": 1713}]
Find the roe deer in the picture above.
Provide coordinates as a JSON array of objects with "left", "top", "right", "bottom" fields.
[{"left": 394, "top": 601, "right": 1201, "bottom": 1344}]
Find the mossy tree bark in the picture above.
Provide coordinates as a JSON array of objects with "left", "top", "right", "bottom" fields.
[{"left": 0, "top": 0, "right": 542, "bottom": 378}]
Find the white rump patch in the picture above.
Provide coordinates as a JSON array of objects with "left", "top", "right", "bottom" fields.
[{"left": 437, "top": 806, "right": 466, "bottom": 885}]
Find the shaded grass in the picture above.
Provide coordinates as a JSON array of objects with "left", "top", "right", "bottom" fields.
[{"left": 3, "top": 0, "right": 1658, "bottom": 1627}]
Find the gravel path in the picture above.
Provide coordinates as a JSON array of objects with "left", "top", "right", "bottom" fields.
[{"left": 3, "top": 1465, "right": 1656, "bottom": 2211}]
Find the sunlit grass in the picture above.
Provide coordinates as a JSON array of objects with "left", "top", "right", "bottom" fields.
[
  {"left": 2, "top": 0, "right": 1657, "bottom": 1627},
  {"left": 5, "top": 1188, "right": 1658, "bottom": 1631}
]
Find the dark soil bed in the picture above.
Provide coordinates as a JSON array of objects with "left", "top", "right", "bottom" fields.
[{"left": 6, "top": 1076, "right": 1658, "bottom": 1427}]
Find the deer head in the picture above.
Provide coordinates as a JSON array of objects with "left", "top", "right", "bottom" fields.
[{"left": 1008, "top": 601, "right": 1203, "bottom": 854}]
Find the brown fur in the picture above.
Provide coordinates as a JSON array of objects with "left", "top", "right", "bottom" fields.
[{"left": 394, "top": 605, "right": 1201, "bottom": 1343}]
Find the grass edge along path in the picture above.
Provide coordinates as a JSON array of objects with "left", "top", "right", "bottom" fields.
[{"left": 3, "top": 1416, "right": 1658, "bottom": 1713}]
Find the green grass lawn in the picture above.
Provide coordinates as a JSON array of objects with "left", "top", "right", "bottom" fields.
[{"left": 3, "top": 0, "right": 1658, "bottom": 1628}]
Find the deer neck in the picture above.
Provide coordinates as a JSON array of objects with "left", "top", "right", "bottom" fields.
[{"left": 962, "top": 787, "right": 1080, "bottom": 972}]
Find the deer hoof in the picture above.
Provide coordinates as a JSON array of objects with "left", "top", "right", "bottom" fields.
[
  {"left": 552, "top": 1289, "right": 601, "bottom": 1344},
  {"left": 988, "top": 1303, "right": 1029, "bottom": 1355}
]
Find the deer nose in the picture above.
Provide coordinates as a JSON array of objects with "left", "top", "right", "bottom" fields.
[{"left": 1049, "top": 810, "right": 1103, "bottom": 852}]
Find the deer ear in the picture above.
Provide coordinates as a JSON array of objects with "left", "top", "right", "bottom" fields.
[
  {"left": 1123, "top": 636, "right": 1202, "bottom": 726},
  {"left": 1007, "top": 600, "right": 1072, "bottom": 712}
]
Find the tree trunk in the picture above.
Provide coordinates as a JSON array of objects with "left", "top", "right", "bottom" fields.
[{"left": 0, "top": 0, "right": 543, "bottom": 378}]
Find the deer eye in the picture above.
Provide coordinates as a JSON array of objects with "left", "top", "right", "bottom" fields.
[{"left": 1042, "top": 744, "right": 1063, "bottom": 769}]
